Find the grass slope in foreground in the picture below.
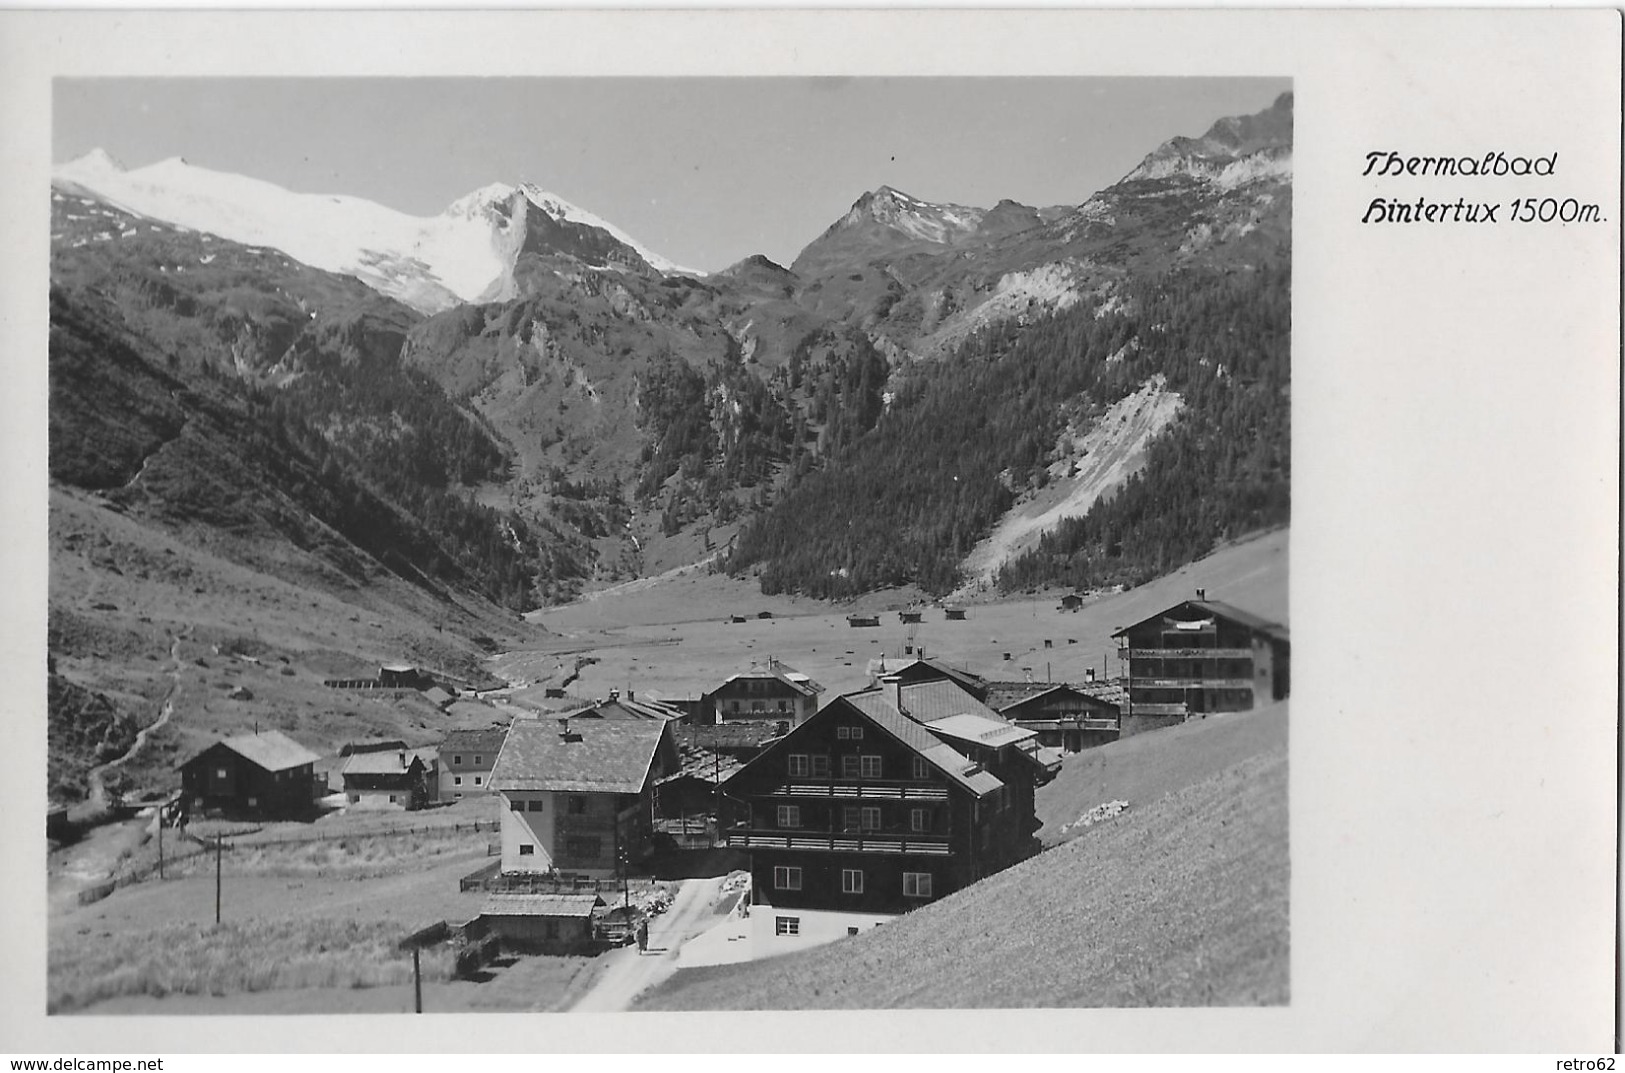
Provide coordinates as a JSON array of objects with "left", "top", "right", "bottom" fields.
[{"left": 640, "top": 703, "right": 1287, "bottom": 1010}]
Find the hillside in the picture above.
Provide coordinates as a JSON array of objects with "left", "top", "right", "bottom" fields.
[
  {"left": 47, "top": 190, "right": 551, "bottom": 803},
  {"left": 639, "top": 703, "right": 1288, "bottom": 1009}
]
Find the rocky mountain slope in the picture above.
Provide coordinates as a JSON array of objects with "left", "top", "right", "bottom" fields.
[{"left": 54, "top": 95, "right": 1293, "bottom": 611}]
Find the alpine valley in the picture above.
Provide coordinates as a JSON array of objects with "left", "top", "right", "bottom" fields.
[{"left": 47, "top": 92, "right": 1290, "bottom": 803}]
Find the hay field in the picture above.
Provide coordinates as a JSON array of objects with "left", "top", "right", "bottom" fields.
[{"left": 504, "top": 527, "right": 1287, "bottom": 703}]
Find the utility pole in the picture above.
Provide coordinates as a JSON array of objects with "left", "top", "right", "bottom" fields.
[
  {"left": 214, "top": 834, "right": 223, "bottom": 924},
  {"left": 412, "top": 948, "right": 422, "bottom": 1013},
  {"left": 156, "top": 812, "right": 164, "bottom": 881}
]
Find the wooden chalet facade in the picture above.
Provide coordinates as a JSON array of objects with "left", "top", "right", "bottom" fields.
[
  {"left": 701, "top": 658, "right": 824, "bottom": 727},
  {"left": 722, "top": 678, "right": 1042, "bottom": 918},
  {"left": 1113, "top": 597, "right": 1290, "bottom": 732},
  {"left": 179, "top": 730, "right": 320, "bottom": 819},
  {"left": 489, "top": 713, "right": 678, "bottom": 880},
  {"left": 985, "top": 682, "right": 1123, "bottom": 753}
]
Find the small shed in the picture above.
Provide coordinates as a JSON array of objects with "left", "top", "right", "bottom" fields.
[
  {"left": 943, "top": 607, "right": 967, "bottom": 621},
  {"left": 899, "top": 610, "right": 923, "bottom": 624},
  {"left": 1059, "top": 593, "right": 1084, "bottom": 612},
  {"left": 847, "top": 614, "right": 881, "bottom": 628},
  {"left": 380, "top": 664, "right": 434, "bottom": 690},
  {"left": 479, "top": 893, "right": 605, "bottom": 952}
]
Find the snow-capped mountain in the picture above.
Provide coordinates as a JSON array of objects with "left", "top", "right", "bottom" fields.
[{"left": 51, "top": 151, "right": 699, "bottom": 314}]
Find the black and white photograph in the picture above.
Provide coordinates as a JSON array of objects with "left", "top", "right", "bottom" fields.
[
  {"left": 41, "top": 73, "right": 1292, "bottom": 1015},
  {"left": 2, "top": 7, "right": 1617, "bottom": 1055}
]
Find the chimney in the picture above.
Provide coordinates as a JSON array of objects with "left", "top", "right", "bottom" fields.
[
  {"left": 608, "top": 688, "right": 620, "bottom": 702},
  {"left": 1086, "top": 667, "right": 1096, "bottom": 683},
  {"left": 559, "top": 717, "right": 582, "bottom": 742},
  {"left": 627, "top": 689, "right": 634, "bottom": 702},
  {"left": 1196, "top": 588, "right": 1207, "bottom": 600},
  {"left": 398, "top": 750, "right": 407, "bottom": 769},
  {"left": 882, "top": 674, "right": 905, "bottom": 714}
]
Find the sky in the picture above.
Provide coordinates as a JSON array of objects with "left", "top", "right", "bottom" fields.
[{"left": 54, "top": 77, "right": 1290, "bottom": 274}]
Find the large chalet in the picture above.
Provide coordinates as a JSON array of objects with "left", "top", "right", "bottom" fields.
[
  {"left": 488, "top": 709, "right": 678, "bottom": 881},
  {"left": 722, "top": 673, "right": 1051, "bottom": 952},
  {"left": 701, "top": 657, "right": 824, "bottom": 727},
  {"left": 178, "top": 730, "right": 320, "bottom": 819},
  {"left": 1112, "top": 594, "right": 1290, "bottom": 732}
]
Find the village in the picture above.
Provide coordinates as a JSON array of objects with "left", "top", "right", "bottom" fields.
[{"left": 46, "top": 540, "right": 1289, "bottom": 1015}]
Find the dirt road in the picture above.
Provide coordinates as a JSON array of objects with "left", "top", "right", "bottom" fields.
[{"left": 568, "top": 875, "right": 725, "bottom": 1012}]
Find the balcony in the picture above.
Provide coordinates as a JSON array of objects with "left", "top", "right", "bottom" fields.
[
  {"left": 1126, "top": 647, "right": 1253, "bottom": 659},
  {"left": 1130, "top": 677, "right": 1257, "bottom": 689},
  {"left": 1127, "top": 702, "right": 1189, "bottom": 716},
  {"left": 766, "top": 782, "right": 951, "bottom": 801},
  {"left": 723, "top": 828, "right": 952, "bottom": 856}
]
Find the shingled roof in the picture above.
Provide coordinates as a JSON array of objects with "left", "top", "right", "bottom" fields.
[
  {"left": 1112, "top": 599, "right": 1289, "bottom": 644},
  {"left": 841, "top": 690, "right": 1005, "bottom": 797},
  {"left": 439, "top": 727, "right": 509, "bottom": 756},
  {"left": 480, "top": 893, "right": 604, "bottom": 918},
  {"left": 889, "top": 678, "right": 1004, "bottom": 725},
  {"left": 188, "top": 730, "right": 319, "bottom": 774},
  {"left": 707, "top": 657, "right": 823, "bottom": 698},
  {"left": 489, "top": 717, "right": 671, "bottom": 794}
]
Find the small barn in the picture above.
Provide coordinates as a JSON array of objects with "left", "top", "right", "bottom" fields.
[
  {"left": 179, "top": 730, "right": 321, "bottom": 819},
  {"left": 943, "top": 607, "right": 967, "bottom": 621},
  {"left": 380, "top": 664, "right": 435, "bottom": 690},
  {"left": 340, "top": 749, "right": 433, "bottom": 810},
  {"left": 479, "top": 893, "right": 604, "bottom": 953},
  {"left": 1058, "top": 593, "right": 1084, "bottom": 612},
  {"left": 847, "top": 614, "right": 881, "bottom": 628},
  {"left": 899, "top": 610, "right": 923, "bottom": 624}
]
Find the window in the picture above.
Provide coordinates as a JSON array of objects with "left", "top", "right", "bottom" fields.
[
  {"left": 526, "top": 800, "right": 544, "bottom": 812},
  {"left": 388, "top": 795, "right": 397, "bottom": 804},
  {"left": 842, "top": 806, "right": 861, "bottom": 831},
  {"left": 454, "top": 776, "right": 463, "bottom": 786},
  {"left": 453, "top": 755, "right": 463, "bottom": 766},
  {"left": 810, "top": 754, "right": 829, "bottom": 777},
  {"left": 842, "top": 868, "right": 864, "bottom": 894},
  {"left": 911, "top": 808, "right": 930, "bottom": 833},
  {"left": 778, "top": 700, "right": 788, "bottom": 711},
  {"left": 473, "top": 776, "right": 483, "bottom": 786},
  {"left": 566, "top": 836, "right": 603, "bottom": 859},
  {"left": 773, "top": 865, "right": 802, "bottom": 891},
  {"left": 841, "top": 755, "right": 861, "bottom": 778},
  {"left": 911, "top": 756, "right": 930, "bottom": 780},
  {"left": 776, "top": 805, "right": 802, "bottom": 828},
  {"left": 474, "top": 755, "right": 482, "bottom": 766},
  {"left": 847, "top": 927, "right": 860, "bottom": 936},
  {"left": 788, "top": 753, "right": 809, "bottom": 777},
  {"left": 837, "top": 725, "right": 865, "bottom": 740},
  {"left": 518, "top": 844, "right": 535, "bottom": 856},
  {"left": 860, "top": 806, "right": 881, "bottom": 832},
  {"left": 216, "top": 767, "right": 228, "bottom": 780},
  {"left": 509, "top": 796, "right": 523, "bottom": 811},
  {"left": 903, "top": 872, "right": 934, "bottom": 898},
  {"left": 569, "top": 796, "right": 588, "bottom": 815},
  {"left": 775, "top": 916, "right": 800, "bottom": 936},
  {"left": 860, "top": 755, "right": 883, "bottom": 779}
]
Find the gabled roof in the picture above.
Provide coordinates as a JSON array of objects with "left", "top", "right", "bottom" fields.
[
  {"left": 439, "top": 728, "right": 509, "bottom": 755},
  {"left": 706, "top": 658, "right": 824, "bottom": 698},
  {"left": 878, "top": 658, "right": 990, "bottom": 700},
  {"left": 840, "top": 691, "right": 1004, "bottom": 797},
  {"left": 923, "top": 714, "right": 1038, "bottom": 750},
  {"left": 1112, "top": 599, "right": 1289, "bottom": 643},
  {"left": 489, "top": 717, "right": 671, "bottom": 794},
  {"left": 674, "top": 722, "right": 784, "bottom": 752},
  {"left": 187, "top": 730, "right": 319, "bottom": 773},
  {"left": 340, "top": 751, "right": 421, "bottom": 777},
  {"left": 889, "top": 678, "right": 1003, "bottom": 725},
  {"left": 480, "top": 893, "right": 604, "bottom": 918},
  {"left": 984, "top": 681, "right": 1124, "bottom": 715}
]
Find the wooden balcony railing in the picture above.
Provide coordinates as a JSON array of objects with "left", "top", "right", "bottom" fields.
[
  {"left": 1130, "top": 677, "right": 1257, "bottom": 689},
  {"left": 766, "top": 782, "right": 951, "bottom": 801},
  {"left": 723, "top": 828, "right": 953, "bottom": 856},
  {"left": 1127, "top": 703, "right": 1189, "bottom": 716},
  {"left": 1125, "top": 647, "right": 1254, "bottom": 659}
]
